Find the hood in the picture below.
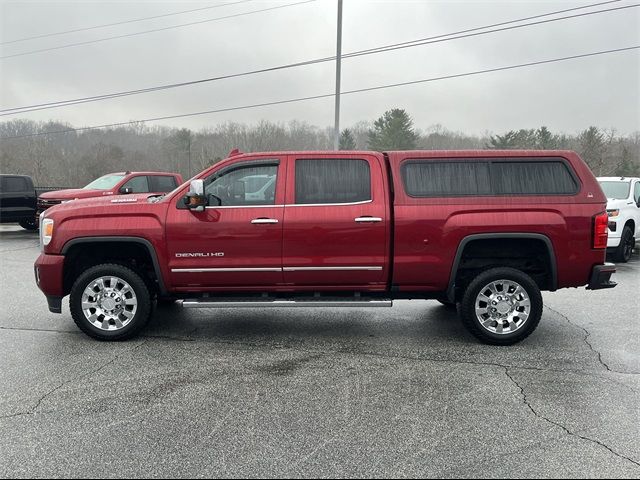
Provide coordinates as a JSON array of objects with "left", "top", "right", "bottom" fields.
[
  {"left": 606, "top": 198, "right": 631, "bottom": 210},
  {"left": 39, "top": 188, "right": 114, "bottom": 200}
]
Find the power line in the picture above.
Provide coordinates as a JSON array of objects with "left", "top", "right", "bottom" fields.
[
  {"left": 0, "top": 0, "right": 256, "bottom": 46},
  {"left": 0, "top": 0, "right": 317, "bottom": 60},
  {"left": 1, "top": 0, "right": 635, "bottom": 116},
  {"left": 2, "top": 45, "right": 637, "bottom": 140}
]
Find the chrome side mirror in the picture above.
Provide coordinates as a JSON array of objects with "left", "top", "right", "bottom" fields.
[{"left": 184, "top": 179, "right": 206, "bottom": 212}]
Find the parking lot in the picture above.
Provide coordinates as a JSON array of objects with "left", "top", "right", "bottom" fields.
[{"left": 0, "top": 224, "right": 638, "bottom": 478}]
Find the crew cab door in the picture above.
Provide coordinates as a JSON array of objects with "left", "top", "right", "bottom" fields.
[
  {"left": 165, "top": 158, "right": 285, "bottom": 288},
  {"left": 282, "top": 153, "right": 389, "bottom": 288}
]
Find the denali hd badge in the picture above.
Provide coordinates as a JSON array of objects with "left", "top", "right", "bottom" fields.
[{"left": 175, "top": 252, "right": 224, "bottom": 257}]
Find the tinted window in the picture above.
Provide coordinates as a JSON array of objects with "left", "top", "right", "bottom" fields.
[
  {"left": 1, "top": 177, "right": 28, "bottom": 192},
  {"left": 205, "top": 164, "right": 277, "bottom": 206},
  {"left": 295, "top": 159, "right": 371, "bottom": 204},
  {"left": 149, "top": 175, "right": 177, "bottom": 192},
  {"left": 599, "top": 181, "right": 631, "bottom": 200},
  {"left": 492, "top": 162, "right": 577, "bottom": 195},
  {"left": 121, "top": 176, "right": 149, "bottom": 193},
  {"left": 84, "top": 174, "right": 126, "bottom": 190},
  {"left": 402, "top": 162, "right": 491, "bottom": 196}
]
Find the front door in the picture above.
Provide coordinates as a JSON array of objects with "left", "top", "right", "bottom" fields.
[
  {"left": 282, "top": 154, "right": 389, "bottom": 288},
  {"left": 165, "top": 158, "right": 285, "bottom": 289}
]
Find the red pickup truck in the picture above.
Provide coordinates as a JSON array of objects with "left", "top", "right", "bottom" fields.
[
  {"left": 36, "top": 171, "right": 183, "bottom": 218},
  {"left": 34, "top": 150, "right": 616, "bottom": 345}
]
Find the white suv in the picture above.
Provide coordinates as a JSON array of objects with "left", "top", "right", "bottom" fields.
[{"left": 597, "top": 177, "right": 640, "bottom": 263}]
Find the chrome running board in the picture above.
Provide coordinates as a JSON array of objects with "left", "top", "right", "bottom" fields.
[{"left": 181, "top": 297, "right": 393, "bottom": 308}]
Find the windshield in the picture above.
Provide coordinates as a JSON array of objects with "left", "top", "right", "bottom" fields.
[
  {"left": 599, "top": 181, "right": 630, "bottom": 200},
  {"left": 83, "top": 174, "right": 126, "bottom": 190}
]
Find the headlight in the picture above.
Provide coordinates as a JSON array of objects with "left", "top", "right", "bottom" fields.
[
  {"left": 607, "top": 209, "right": 619, "bottom": 218},
  {"left": 42, "top": 218, "right": 54, "bottom": 246}
]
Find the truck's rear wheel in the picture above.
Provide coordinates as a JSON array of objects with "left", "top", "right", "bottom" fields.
[
  {"left": 613, "top": 226, "right": 634, "bottom": 263},
  {"left": 460, "top": 267, "right": 542, "bottom": 345},
  {"left": 70, "top": 264, "right": 151, "bottom": 341}
]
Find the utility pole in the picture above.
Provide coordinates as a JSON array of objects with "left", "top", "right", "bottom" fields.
[{"left": 333, "top": 0, "right": 343, "bottom": 151}]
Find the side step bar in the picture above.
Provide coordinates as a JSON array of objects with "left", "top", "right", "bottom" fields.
[{"left": 181, "top": 298, "right": 393, "bottom": 308}]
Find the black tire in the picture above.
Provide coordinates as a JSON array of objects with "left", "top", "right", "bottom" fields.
[
  {"left": 19, "top": 218, "right": 38, "bottom": 231},
  {"left": 70, "top": 263, "right": 152, "bottom": 341},
  {"left": 613, "top": 226, "right": 634, "bottom": 263},
  {"left": 460, "top": 267, "right": 543, "bottom": 346}
]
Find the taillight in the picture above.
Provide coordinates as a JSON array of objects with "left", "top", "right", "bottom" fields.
[{"left": 593, "top": 212, "right": 608, "bottom": 249}]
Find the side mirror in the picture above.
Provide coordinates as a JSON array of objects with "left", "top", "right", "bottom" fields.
[
  {"left": 120, "top": 187, "right": 133, "bottom": 194},
  {"left": 184, "top": 179, "right": 206, "bottom": 212},
  {"left": 232, "top": 180, "right": 245, "bottom": 202}
]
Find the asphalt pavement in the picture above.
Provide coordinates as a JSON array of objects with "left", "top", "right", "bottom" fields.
[{"left": 0, "top": 224, "right": 638, "bottom": 478}]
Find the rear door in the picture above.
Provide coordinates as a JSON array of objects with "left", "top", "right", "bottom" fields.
[
  {"left": 282, "top": 153, "right": 389, "bottom": 288},
  {"left": 149, "top": 175, "right": 179, "bottom": 193}
]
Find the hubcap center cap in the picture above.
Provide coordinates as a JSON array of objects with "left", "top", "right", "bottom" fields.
[
  {"left": 496, "top": 301, "right": 511, "bottom": 314},
  {"left": 102, "top": 298, "right": 116, "bottom": 310}
]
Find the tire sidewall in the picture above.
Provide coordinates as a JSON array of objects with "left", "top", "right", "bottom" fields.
[
  {"left": 70, "top": 264, "right": 151, "bottom": 340},
  {"left": 616, "top": 226, "right": 633, "bottom": 263},
  {"left": 460, "top": 267, "right": 543, "bottom": 345}
]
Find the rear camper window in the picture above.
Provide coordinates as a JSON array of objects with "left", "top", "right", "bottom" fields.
[
  {"left": 402, "top": 158, "right": 578, "bottom": 197},
  {"left": 402, "top": 162, "right": 491, "bottom": 196},
  {"left": 492, "top": 161, "right": 578, "bottom": 195}
]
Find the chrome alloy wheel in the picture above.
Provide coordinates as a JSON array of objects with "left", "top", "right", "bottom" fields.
[
  {"left": 474, "top": 279, "right": 531, "bottom": 335},
  {"left": 81, "top": 276, "right": 138, "bottom": 331}
]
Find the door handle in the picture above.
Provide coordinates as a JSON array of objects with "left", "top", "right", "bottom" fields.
[
  {"left": 251, "top": 218, "right": 279, "bottom": 224},
  {"left": 355, "top": 216, "right": 383, "bottom": 223}
]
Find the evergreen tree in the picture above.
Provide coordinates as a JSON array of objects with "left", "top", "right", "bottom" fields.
[
  {"left": 367, "top": 109, "right": 418, "bottom": 150},
  {"left": 339, "top": 129, "right": 356, "bottom": 150}
]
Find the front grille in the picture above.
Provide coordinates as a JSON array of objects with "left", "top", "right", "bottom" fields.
[{"left": 37, "top": 199, "right": 62, "bottom": 209}]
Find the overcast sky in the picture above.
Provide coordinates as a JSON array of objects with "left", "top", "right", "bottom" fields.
[{"left": 1, "top": 0, "right": 638, "bottom": 136}]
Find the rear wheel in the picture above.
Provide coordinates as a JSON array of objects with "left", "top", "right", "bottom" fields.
[
  {"left": 70, "top": 264, "right": 151, "bottom": 340},
  {"left": 613, "top": 226, "right": 634, "bottom": 263},
  {"left": 460, "top": 267, "right": 542, "bottom": 345},
  {"left": 19, "top": 218, "right": 38, "bottom": 230}
]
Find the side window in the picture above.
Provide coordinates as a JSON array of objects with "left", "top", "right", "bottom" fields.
[
  {"left": 634, "top": 182, "right": 640, "bottom": 203},
  {"left": 121, "top": 176, "right": 149, "bottom": 193},
  {"left": 492, "top": 161, "right": 577, "bottom": 195},
  {"left": 295, "top": 159, "right": 371, "bottom": 204},
  {"left": 149, "top": 175, "right": 178, "bottom": 192},
  {"left": 204, "top": 164, "right": 278, "bottom": 206},
  {"left": 402, "top": 162, "right": 491, "bottom": 196},
  {"left": 1, "top": 177, "right": 28, "bottom": 193}
]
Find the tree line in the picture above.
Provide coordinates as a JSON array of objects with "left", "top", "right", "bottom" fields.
[{"left": 1, "top": 109, "right": 638, "bottom": 187}]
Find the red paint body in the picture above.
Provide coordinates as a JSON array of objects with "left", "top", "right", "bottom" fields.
[{"left": 35, "top": 150, "right": 609, "bottom": 301}]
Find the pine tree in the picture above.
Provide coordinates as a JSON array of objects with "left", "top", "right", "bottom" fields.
[
  {"left": 339, "top": 129, "right": 356, "bottom": 150},
  {"left": 367, "top": 109, "right": 418, "bottom": 150}
]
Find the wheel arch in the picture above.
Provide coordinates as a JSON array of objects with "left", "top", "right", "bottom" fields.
[
  {"left": 61, "top": 236, "right": 167, "bottom": 295},
  {"left": 446, "top": 233, "right": 557, "bottom": 302}
]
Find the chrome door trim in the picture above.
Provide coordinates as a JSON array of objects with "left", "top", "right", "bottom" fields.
[
  {"left": 283, "top": 266, "right": 383, "bottom": 272},
  {"left": 355, "top": 216, "right": 383, "bottom": 223},
  {"left": 171, "top": 267, "right": 282, "bottom": 273},
  {"left": 251, "top": 218, "right": 279, "bottom": 224},
  {"left": 285, "top": 199, "right": 373, "bottom": 207}
]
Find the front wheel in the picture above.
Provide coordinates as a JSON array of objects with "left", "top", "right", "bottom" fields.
[
  {"left": 613, "top": 226, "right": 634, "bottom": 263},
  {"left": 70, "top": 264, "right": 152, "bottom": 340},
  {"left": 460, "top": 267, "right": 542, "bottom": 345}
]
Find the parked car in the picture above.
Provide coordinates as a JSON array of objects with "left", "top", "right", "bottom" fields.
[
  {"left": 597, "top": 176, "right": 640, "bottom": 263},
  {"left": 36, "top": 171, "right": 184, "bottom": 218},
  {"left": 35, "top": 150, "right": 615, "bottom": 345},
  {"left": 0, "top": 174, "right": 39, "bottom": 230}
]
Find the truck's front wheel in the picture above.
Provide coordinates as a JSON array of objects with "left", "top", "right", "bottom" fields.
[
  {"left": 460, "top": 267, "right": 542, "bottom": 345},
  {"left": 70, "top": 264, "right": 152, "bottom": 341}
]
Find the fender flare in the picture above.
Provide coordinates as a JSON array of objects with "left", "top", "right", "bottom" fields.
[
  {"left": 61, "top": 236, "right": 167, "bottom": 294},
  {"left": 446, "top": 233, "right": 557, "bottom": 302}
]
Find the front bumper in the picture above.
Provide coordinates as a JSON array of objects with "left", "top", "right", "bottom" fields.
[
  {"left": 34, "top": 253, "right": 65, "bottom": 313},
  {"left": 586, "top": 263, "right": 617, "bottom": 290}
]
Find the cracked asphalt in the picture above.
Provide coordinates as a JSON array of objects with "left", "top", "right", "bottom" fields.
[{"left": 0, "top": 224, "right": 638, "bottom": 478}]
